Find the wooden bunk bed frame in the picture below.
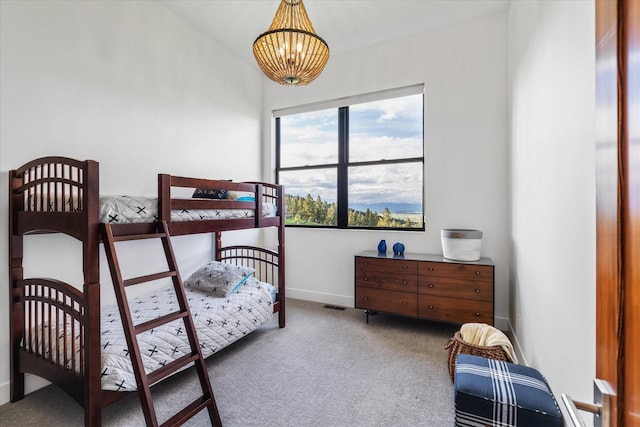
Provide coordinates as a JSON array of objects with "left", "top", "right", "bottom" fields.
[{"left": 8, "top": 156, "right": 285, "bottom": 426}]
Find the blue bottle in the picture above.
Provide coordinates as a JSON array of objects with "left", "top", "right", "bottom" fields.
[{"left": 377, "top": 239, "right": 387, "bottom": 254}]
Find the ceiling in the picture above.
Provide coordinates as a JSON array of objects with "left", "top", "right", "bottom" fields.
[{"left": 159, "top": 0, "right": 510, "bottom": 65}]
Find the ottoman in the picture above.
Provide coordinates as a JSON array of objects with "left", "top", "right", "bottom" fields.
[{"left": 454, "top": 354, "right": 562, "bottom": 427}]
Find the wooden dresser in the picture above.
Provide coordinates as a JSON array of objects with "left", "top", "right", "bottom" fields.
[{"left": 354, "top": 251, "right": 494, "bottom": 325}]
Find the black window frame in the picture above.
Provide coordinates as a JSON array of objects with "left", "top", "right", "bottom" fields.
[{"left": 276, "top": 94, "right": 425, "bottom": 231}]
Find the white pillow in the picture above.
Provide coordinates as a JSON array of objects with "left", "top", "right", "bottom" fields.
[{"left": 185, "top": 261, "right": 255, "bottom": 297}]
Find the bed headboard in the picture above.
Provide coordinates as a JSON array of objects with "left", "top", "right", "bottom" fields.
[{"left": 9, "top": 156, "right": 99, "bottom": 240}]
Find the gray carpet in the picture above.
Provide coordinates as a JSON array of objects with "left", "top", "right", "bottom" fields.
[{"left": 0, "top": 298, "right": 459, "bottom": 426}]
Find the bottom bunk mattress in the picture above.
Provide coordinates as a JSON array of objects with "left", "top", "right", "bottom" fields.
[
  {"left": 33, "top": 277, "right": 275, "bottom": 392},
  {"left": 101, "top": 277, "right": 275, "bottom": 392}
]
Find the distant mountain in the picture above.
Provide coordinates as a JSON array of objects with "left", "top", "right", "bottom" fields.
[{"left": 349, "top": 202, "right": 422, "bottom": 214}]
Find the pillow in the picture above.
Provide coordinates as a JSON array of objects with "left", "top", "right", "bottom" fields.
[
  {"left": 192, "top": 188, "right": 228, "bottom": 199},
  {"left": 185, "top": 261, "right": 255, "bottom": 297},
  {"left": 227, "top": 191, "right": 255, "bottom": 202}
]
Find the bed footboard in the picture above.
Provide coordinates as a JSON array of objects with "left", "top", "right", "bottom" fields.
[
  {"left": 11, "top": 277, "right": 91, "bottom": 405},
  {"left": 218, "top": 245, "right": 279, "bottom": 283},
  {"left": 158, "top": 174, "right": 284, "bottom": 234},
  {"left": 216, "top": 242, "right": 285, "bottom": 328}
]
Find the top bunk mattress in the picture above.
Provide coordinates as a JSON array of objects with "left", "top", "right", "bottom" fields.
[{"left": 99, "top": 195, "right": 277, "bottom": 224}]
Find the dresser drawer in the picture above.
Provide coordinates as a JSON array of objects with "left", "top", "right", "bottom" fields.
[
  {"left": 355, "top": 257, "right": 418, "bottom": 292},
  {"left": 418, "top": 295, "right": 493, "bottom": 325},
  {"left": 418, "top": 277, "right": 493, "bottom": 302},
  {"left": 356, "top": 257, "right": 417, "bottom": 274},
  {"left": 355, "top": 287, "right": 417, "bottom": 317},
  {"left": 355, "top": 270, "right": 417, "bottom": 292},
  {"left": 418, "top": 262, "right": 493, "bottom": 282}
]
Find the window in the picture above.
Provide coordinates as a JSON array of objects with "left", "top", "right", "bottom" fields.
[{"left": 276, "top": 87, "right": 424, "bottom": 230}]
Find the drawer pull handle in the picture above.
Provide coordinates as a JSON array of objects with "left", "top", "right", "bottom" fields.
[
  {"left": 364, "top": 262, "right": 368, "bottom": 266},
  {"left": 475, "top": 289, "right": 480, "bottom": 293},
  {"left": 402, "top": 281, "right": 408, "bottom": 286},
  {"left": 402, "top": 302, "right": 408, "bottom": 306},
  {"left": 428, "top": 267, "right": 434, "bottom": 271},
  {"left": 402, "top": 265, "right": 407, "bottom": 269},
  {"left": 363, "top": 297, "right": 369, "bottom": 301},
  {"left": 363, "top": 277, "right": 368, "bottom": 281},
  {"left": 428, "top": 284, "right": 434, "bottom": 288},
  {"left": 475, "top": 312, "right": 481, "bottom": 317},
  {"left": 428, "top": 305, "right": 434, "bottom": 309},
  {"left": 475, "top": 271, "right": 481, "bottom": 275}
]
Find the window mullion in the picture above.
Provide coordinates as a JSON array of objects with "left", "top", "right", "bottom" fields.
[{"left": 337, "top": 107, "right": 349, "bottom": 228}]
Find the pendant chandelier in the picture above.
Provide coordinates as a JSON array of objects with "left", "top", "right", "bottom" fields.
[{"left": 253, "top": 0, "right": 329, "bottom": 86}]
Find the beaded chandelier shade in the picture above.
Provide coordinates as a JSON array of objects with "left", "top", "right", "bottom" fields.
[{"left": 253, "top": 0, "right": 329, "bottom": 86}]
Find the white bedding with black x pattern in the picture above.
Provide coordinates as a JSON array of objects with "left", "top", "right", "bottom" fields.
[
  {"left": 98, "top": 277, "right": 274, "bottom": 391},
  {"left": 98, "top": 195, "right": 276, "bottom": 224}
]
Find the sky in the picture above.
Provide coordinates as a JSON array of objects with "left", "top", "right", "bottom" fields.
[{"left": 279, "top": 94, "right": 423, "bottom": 209}]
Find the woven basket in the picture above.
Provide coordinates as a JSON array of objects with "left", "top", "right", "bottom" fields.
[{"left": 445, "top": 330, "right": 510, "bottom": 382}]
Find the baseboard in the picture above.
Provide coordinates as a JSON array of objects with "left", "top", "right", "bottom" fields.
[
  {"left": 494, "top": 316, "right": 509, "bottom": 332},
  {"left": 0, "top": 380, "right": 9, "bottom": 406},
  {"left": 504, "top": 318, "right": 528, "bottom": 366},
  {"left": 286, "top": 288, "right": 354, "bottom": 308},
  {"left": 0, "top": 374, "right": 50, "bottom": 405}
]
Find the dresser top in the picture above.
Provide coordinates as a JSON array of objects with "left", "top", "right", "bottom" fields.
[{"left": 356, "top": 250, "right": 494, "bottom": 266}]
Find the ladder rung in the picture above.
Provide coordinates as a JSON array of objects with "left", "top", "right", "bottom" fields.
[
  {"left": 147, "top": 352, "right": 200, "bottom": 385},
  {"left": 135, "top": 310, "right": 188, "bottom": 335},
  {"left": 160, "top": 395, "right": 212, "bottom": 427},
  {"left": 161, "top": 396, "right": 212, "bottom": 426},
  {"left": 124, "top": 270, "right": 177, "bottom": 287},
  {"left": 111, "top": 232, "right": 166, "bottom": 242}
]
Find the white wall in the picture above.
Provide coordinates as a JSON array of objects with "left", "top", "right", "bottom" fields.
[
  {"left": 0, "top": 0, "right": 263, "bottom": 403},
  {"left": 262, "top": 13, "right": 510, "bottom": 325},
  {"left": 508, "top": 0, "right": 596, "bottom": 414}
]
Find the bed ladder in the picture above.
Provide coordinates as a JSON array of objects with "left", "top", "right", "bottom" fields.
[{"left": 101, "top": 221, "right": 222, "bottom": 427}]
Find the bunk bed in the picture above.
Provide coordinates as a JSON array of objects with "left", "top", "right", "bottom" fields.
[{"left": 8, "top": 156, "right": 285, "bottom": 426}]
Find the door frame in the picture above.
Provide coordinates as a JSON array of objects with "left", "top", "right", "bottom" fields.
[{"left": 595, "top": 0, "right": 639, "bottom": 426}]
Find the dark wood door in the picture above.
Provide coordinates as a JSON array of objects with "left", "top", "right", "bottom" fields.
[{"left": 595, "top": 0, "right": 639, "bottom": 425}]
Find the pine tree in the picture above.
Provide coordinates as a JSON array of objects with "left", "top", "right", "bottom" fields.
[{"left": 377, "top": 207, "right": 393, "bottom": 227}]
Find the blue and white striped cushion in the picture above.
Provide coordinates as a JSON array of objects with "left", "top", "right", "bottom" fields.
[{"left": 454, "top": 354, "right": 562, "bottom": 427}]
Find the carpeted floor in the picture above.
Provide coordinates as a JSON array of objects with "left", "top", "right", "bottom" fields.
[{"left": 0, "top": 298, "right": 459, "bottom": 426}]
